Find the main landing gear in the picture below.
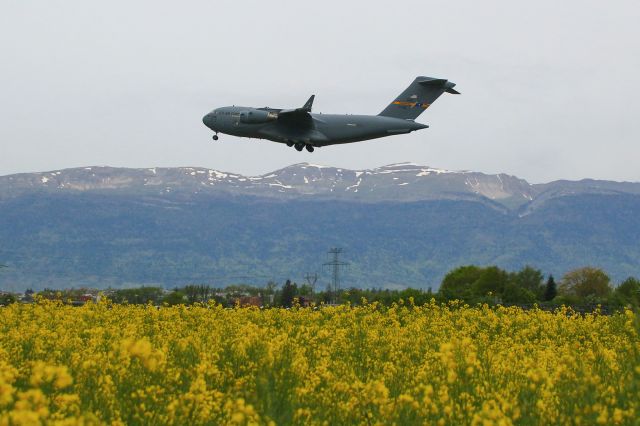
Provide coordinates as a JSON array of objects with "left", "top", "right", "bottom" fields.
[{"left": 289, "top": 141, "right": 315, "bottom": 152}]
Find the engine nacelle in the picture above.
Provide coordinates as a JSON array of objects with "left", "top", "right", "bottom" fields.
[{"left": 240, "top": 109, "right": 277, "bottom": 124}]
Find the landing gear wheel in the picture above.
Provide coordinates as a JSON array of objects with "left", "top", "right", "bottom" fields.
[
  {"left": 305, "top": 145, "right": 314, "bottom": 153},
  {"left": 294, "top": 143, "right": 304, "bottom": 152},
  {"left": 286, "top": 141, "right": 293, "bottom": 147},
  {"left": 212, "top": 134, "right": 219, "bottom": 141}
]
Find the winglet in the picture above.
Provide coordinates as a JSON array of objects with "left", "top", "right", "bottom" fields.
[{"left": 302, "top": 95, "right": 315, "bottom": 112}]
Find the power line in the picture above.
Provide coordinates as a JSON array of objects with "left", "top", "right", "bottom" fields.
[
  {"left": 304, "top": 272, "right": 318, "bottom": 294},
  {"left": 323, "top": 248, "right": 349, "bottom": 304}
]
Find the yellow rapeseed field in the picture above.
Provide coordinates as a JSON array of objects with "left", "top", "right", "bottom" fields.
[{"left": 1, "top": 299, "right": 639, "bottom": 425}]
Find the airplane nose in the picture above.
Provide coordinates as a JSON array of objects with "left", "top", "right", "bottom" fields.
[{"left": 202, "top": 113, "right": 213, "bottom": 129}]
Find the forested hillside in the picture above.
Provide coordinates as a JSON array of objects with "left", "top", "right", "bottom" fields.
[{"left": 1, "top": 164, "right": 639, "bottom": 291}]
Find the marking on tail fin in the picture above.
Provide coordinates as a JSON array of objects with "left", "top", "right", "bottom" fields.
[
  {"left": 392, "top": 101, "right": 431, "bottom": 109},
  {"left": 393, "top": 101, "right": 416, "bottom": 107}
]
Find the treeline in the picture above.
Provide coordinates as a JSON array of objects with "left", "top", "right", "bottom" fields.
[
  {"left": 437, "top": 265, "right": 639, "bottom": 307},
  {"left": 2, "top": 265, "right": 639, "bottom": 309},
  {"left": 280, "top": 265, "right": 639, "bottom": 309}
]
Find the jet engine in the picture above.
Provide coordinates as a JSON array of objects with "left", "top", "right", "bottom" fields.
[{"left": 240, "top": 109, "right": 278, "bottom": 124}]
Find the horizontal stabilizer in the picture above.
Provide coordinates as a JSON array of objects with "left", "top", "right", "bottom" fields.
[
  {"left": 418, "top": 78, "right": 448, "bottom": 86},
  {"left": 418, "top": 78, "right": 460, "bottom": 94}
]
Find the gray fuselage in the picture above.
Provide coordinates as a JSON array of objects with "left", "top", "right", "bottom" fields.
[{"left": 202, "top": 106, "right": 428, "bottom": 147}]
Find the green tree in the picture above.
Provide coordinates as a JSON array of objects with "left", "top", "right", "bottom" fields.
[
  {"left": 321, "top": 282, "right": 336, "bottom": 304},
  {"left": 182, "top": 285, "right": 214, "bottom": 304},
  {"left": 439, "top": 266, "right": 483, "bottom": 301},
  {"left": 543, "top": 275, "right": 558, "bottom": 302},
  {"left": 261, "top": 281, "right": 278, "bottom": 306},
  {"left": 298, "top": 284, "right": 313, "bottom": 296},
  {"left": 615, "top": 277, "right": 640, "bottom": 306},
  {"left": 399, "top": 288, "right": 432, "bottom": 305},
  {"left": 511, "top": 266, "right": 544, "bottom": 299},
  {"left": 280, "top": 280, "right": 298, "bottom": 307},
  {"left": 559, "top": 267, "right": 612, "bottom": 300},
  {"left": 502, "top": 283, "right": 536, "bottom": 304},
  {"left": 162, "top": 290, "right": 186, "bottom": 306},
  {"left": 111, "top": 287, "right": 164, "bottom": 304},
  {"left": 183, "top": 285, "right": 200, "bottom": 304},
  {"left": 472, "top": 266, "right": 510, "bottom": 299},
  {"left": 0, "top": 293, "right": 17, "bottom": 306}
]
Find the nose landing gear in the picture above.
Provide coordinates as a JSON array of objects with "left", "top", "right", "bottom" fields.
[{"left": 212, "top": 133, "right": 219, "bottom": 141}]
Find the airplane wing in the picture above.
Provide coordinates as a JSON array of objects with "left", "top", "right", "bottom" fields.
[{"left": 278, "top": 95, "right": 315, "bottom": 121}]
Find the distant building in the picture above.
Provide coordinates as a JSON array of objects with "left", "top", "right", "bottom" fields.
[
  {"left": 298, "top": 296, "right": 314, "bottom": 307},
  {"left": 236, "top": 296, "right": 262, "bottom": 307}
]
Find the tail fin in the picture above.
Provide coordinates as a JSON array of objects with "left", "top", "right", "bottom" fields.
[{"left": 379, "top": 76, "right": 459, "bottom": 120}]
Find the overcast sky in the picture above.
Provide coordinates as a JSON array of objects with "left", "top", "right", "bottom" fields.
[{"left": 1, "top": 0, "right": 639, "bottom": 183}]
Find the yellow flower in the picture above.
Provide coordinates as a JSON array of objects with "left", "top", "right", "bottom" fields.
[
  {"left": 0, "top": 298, "right": 636, "bottom": 424},
  {"left": 612, "top": 408, "right": 623, "bottom": 423}
]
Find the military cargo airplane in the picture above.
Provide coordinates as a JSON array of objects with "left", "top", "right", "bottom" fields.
[{"left": 202, "top": 76, "right": 458, "bottom": 152}]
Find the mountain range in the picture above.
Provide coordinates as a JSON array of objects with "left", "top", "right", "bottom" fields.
[{"left": 1, "top": 163, "right": 639, "bottom": 291}]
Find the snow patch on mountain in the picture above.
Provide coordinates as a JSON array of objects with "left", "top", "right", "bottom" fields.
[{"left": 4, "top": 162, "right": 636, "bottom": 212}]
